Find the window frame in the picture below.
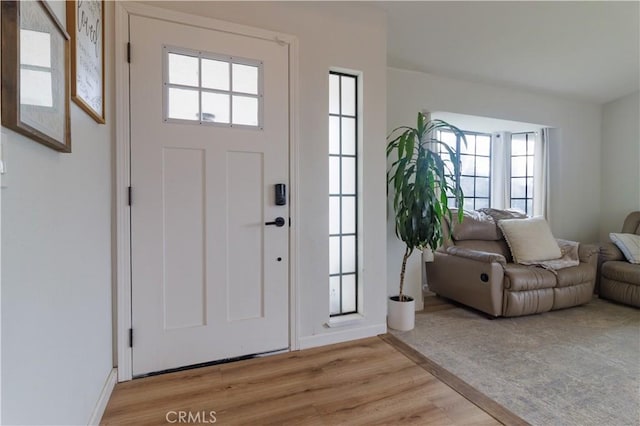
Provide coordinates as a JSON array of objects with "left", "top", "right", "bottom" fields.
[
  {"left": 162, "top": 45, "right": 264, "bottom": 129},
  {"left": 509, "top": 132, "right": 535, "bottom": 216},
  {"left": 329, "top": 71, "right": 359, "bottom": 317},
  {"left": 437, "top": 129, "right": 492, "bottom": 210}
]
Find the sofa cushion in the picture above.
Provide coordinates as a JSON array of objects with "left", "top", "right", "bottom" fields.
[
  {"left": 503, "top": 264, "right": 556, "bottom": 291},
  {"left": 450, "top": 210, "right": 501, "bottom": 241},
  {"left": 555, "top": 263, "right": 595, "bottom": 288},
  {"left": 454, "top": 239, "right": 513, "bottom": 262},
  {"left": 499, "top": 217, "right": 562, "bottom": 263},
  {"left": 610, "top": 233, "right": 640, "bottom": 264},
  {"left": 600, "top": 277, "right": 640, "bottom": 308},
  {"left": 446, "top": 246, "right": 507, "bottom": 264},
  {"left": 602, "top": 261, "right": 640, "bottom": 285},
  {"left": 503, "top": 288, "right": 554, "bottom": 317},
  {"left": 553, "top": 283, "right": 593, "bottom": 309}
]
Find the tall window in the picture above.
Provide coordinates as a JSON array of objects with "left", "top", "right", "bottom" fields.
[
  {"left": 437, "top": 130, "right": 491, "bottom": 210},
  {"left": 510, "top": 132, "right": 535, "bottom": 215},
  {"left": 329, "top": 72, "right": 358, "bottom": 316}
]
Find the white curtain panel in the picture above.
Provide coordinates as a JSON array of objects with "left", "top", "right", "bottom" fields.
[
  {"left": 422, "top": 110, "right": 436, "bottom": 152},
  {"left": 533, "top": 128, "right": 551, "bottom": 220},
  {"left": 490, "top": 131, "right": 511, "bottom": 209}
]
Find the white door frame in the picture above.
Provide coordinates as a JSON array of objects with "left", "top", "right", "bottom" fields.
[{"left": 114, "top": 1, "right": 299, "bottom": 382}]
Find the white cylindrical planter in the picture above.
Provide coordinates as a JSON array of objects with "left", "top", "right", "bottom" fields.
[{"left": 388, "top": 296, "right": 415, "bottom": 331}]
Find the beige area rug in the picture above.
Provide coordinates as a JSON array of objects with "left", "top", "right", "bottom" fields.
[{"left": 392, "top": 297, "right": 640, "bottom": 426}]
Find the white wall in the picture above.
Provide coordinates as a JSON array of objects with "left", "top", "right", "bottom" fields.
[
  {"left": 1, "top": 1, "right": 114, "bottom": 424},
  {"left": 146, "top": 2, "right": 388, "bottom": 347},
  {"left": 600, "top": 91, "right": 640, "bottom": 237},
  {"left": 387, "top": 67, "right": 603, "bottom": 305}
]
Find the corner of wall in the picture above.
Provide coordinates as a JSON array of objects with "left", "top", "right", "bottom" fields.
[
  {"left": 87, "top": 369, "right": 117, "bottom": 425},
  {"left": 599, "top": 91, "right": 640, "bottom": 239}
]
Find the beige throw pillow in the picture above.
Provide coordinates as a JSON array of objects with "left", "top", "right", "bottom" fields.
[{"left": 498, "top": 217, "right": 562, "bottom": 264}]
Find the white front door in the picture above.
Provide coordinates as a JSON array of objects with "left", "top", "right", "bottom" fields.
[{"left": 129, "top": 14, "right": 290, "bottom": 376}]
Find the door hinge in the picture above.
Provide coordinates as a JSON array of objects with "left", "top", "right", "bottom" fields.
[
  {"left": 128, "top": 186, "right": 132, "bottom": 206},
  {"left": 129, "top": 328, "right": 133, "bottom": 348},
  {"left": 289, "top": 217, "right": 291, "bottom": 227},
  {"left": 127, "top": 42, "right": 131, "bottom": 63}
]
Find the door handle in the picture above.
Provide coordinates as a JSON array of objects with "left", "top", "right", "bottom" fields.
[{"left": 265, "top": 217, "right": 286, "bottom": 227}]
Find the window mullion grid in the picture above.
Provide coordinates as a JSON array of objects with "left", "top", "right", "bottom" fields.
[
  {"left": 21, "top": 64, "right": 50, "bottom": 73},
  {"left": 165, "top": 49, "right": 262, "bottom": 128},
  {"left": 354, "top": 76, "right": 359, "bottom": 312},
  {"left": 473, "top": 135, "right": 478, "bottom": 210},
  {"left": 527, "top": 133, "right": 533, "bottom": 215},
  {"left": 165, "top": 82, "right": 199, "bottom": 91},
  {"left": 228, "top": 59, "right": 233, "bottom": 125},
  {"left": 525, "top": 135, "right": 529, "bottom": 214},
  {"left": 338, "top": 75, "right": 344, "bottom": 314},
  {"left": 456, "top": 133, "right": 461, "bottom": 209},
  {"left": 329, "top": 72, "right": 358, "bottom": 316},
  {"left": 509, "top": 132, "right": 534, "bottom": 215},
  {"left": 193, "top": 87, "right": 260, "bottom": 98},
  {"left": 230, "top": 91, "right": 259, "bottom": 99},
  {"left": 197, "top": 53, "right": 203, "bottom": 123},
  {"left": 488, "top": 141, "right": 492, "bottom": 205}
]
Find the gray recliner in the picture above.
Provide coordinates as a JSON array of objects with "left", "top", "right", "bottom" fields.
[{"left": 598, "top": 211, "right": 640, "bottom": 308}]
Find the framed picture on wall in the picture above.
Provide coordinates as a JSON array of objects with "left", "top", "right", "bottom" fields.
[
  {"left": 67, "top": 0, "right": 105, "bottom": 124},
  {"left": 0, "top": 0, "right": 72, "bottom": 152}
]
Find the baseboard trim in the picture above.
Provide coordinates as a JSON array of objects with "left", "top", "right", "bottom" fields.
[
  {"left": 380, "top": 334, "right": 529, "bottom": 426},
  {"left": 88, "top": 368, "right": 117, "bottom": 426},
  {"left": 298, "top": 323, "right": 386, "bottom": 350}
]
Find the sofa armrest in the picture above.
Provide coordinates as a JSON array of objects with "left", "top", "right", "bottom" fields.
[
  {"left": 427, "top": 252, "right": 505, "bottom": 317},
  {"left": 599, "top": 242, "right": 624, "bottom": 262},
  {"left": 578, "top": 243, "right": 599, "bottom": 265},
  {"left": 446, "top": 246, "right": 507, "bottom": 265}
]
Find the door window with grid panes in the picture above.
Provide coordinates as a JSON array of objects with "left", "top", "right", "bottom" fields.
[{"left": 164, "top": 46, "right": 263, "bottom": 128}]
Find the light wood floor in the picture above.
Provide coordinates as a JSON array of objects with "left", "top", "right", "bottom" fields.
[{"left": 102, "top": 336, "right": 502, "bottom": 425}]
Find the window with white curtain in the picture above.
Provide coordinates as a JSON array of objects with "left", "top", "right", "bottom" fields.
[{"left": 436, "top": 128, "right": 546, "bottom": 217}]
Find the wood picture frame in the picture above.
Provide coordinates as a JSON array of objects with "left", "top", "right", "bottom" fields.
[
  {"left": 67, "top": 0, "right": 105, "bottom": 124},
  {"left": 0, "top": 0, "right": 72, "bottom": 152}
]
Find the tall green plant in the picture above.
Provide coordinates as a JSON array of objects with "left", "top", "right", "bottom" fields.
[{"left": 387, "top": 113, "right": 465, "bottom": 301}]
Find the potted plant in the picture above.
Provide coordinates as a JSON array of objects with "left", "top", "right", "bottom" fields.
[{"left": 386, "top": 112, "right": 465, "bottom": 330}]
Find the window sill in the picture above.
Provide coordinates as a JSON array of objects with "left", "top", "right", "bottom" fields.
[{"left": 325, "top": 313, "right": 365, "bottom": 328}]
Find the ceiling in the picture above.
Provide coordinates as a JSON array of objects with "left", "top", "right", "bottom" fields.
[{"left": 377, "top": 1, "right": 640, "bottom": 104}]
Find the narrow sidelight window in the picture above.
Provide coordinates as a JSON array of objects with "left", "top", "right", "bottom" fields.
[{"left": 329, "top": 72, "right": 358, "bottom": 316}]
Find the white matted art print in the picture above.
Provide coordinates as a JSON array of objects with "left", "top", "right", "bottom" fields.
[{"left": 67, "top": 0, "right": 105, "bottom": 123}]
